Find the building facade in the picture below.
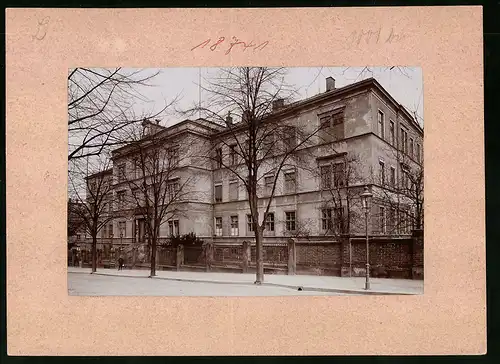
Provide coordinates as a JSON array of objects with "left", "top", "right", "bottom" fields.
[{"left": 84, "top": 77, "right": 423, "bottom": 260}]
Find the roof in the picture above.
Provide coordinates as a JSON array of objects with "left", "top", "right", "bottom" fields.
[
  {"left": 85, "top": 168, "right": 113, "bottom": 180},
  {"left": 213, "top": 77, "right": 423, "bottom": 138},
  {"left": 275, "top": 77, "right": 423, "bottom": 133},
  {"left": 111, "top": 117, "right": 223, "bottom": 156},
  {"left": 112, "top": 76, "right": 423, "bottom": 154}
]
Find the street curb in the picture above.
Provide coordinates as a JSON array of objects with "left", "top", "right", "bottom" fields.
[{"left": 71, "top": 271, "right": 417, "bottom": 295}]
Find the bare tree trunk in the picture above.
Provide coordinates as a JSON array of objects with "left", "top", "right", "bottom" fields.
[
  {"left": 150, "top": 230, "right": 157, "bottom": 277},
  {"left": 91, "top": 235, "right": 97, "bottom": 273},
  {"left": 250, "top": 192, "right": 264, "bottom": 284},
  {"left": 255, "top": 227, "right": 264, "bottom": 284}
]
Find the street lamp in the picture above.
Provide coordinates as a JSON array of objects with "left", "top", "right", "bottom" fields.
[
  {"left": 120, "top": 232, "right": 123, "bottom": 253},
  {"left": 360, "top": 186, "right": 373, "bottom": 290}
]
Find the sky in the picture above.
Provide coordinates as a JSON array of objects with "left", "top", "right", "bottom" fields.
[{"left": 131, "top": 67, "right": 424, "bottom": 128}]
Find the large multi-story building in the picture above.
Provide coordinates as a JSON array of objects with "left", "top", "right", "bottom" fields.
[{"left": 85, "top": 77, "right": 423, "bottom": 259}]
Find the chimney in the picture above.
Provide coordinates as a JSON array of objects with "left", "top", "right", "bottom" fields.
[
  {"left": 225, "top": 112, "right": 233, "bottom": 125},
  {"left": 155, "top": 119, "right": 160, "bottom": 125},
  {"left": 272, "top": 99, "right": 284, "bottom": 111},
  {"left": 326, "top": 77, "right": 336, "bottom": 92}
]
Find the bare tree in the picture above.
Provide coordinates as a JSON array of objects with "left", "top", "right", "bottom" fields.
[
  {"left": 68, "top": 68, "right": 173, "bottom": 161},
  {"left": 299, "top": 148, "right": 367, "bottom": 239},
  {"left": 116, "top": 122, "right": 197, "bottom": 277},
  {"left": 184, "top": 67, "right": 324, "bottom": 284},
  {"left": 67, "top": 199, "right": 85, "bottom": 240},
  {"left": 370, "top": 142, "right": 424, "bottom": 235},
  {"left": 68, "top": 158, "right": 114, "bottom": 273}
]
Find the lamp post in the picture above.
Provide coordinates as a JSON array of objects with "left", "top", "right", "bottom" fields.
[{"left": 360, "top": 186, "right": 373, "bottom": 290}]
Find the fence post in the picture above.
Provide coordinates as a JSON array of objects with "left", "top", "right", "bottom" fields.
[
  {"left": 176, "top": 244, "right": 184, "bottom": 271},
  {"left": 287, "top": 238, "right": 296, "bottom": 275},
  {"left": 242, "top": 241, "right": 250, "bottom": 273}
]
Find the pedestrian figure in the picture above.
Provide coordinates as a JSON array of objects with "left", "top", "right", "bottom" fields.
[{"left": 118, "top": 256, "right": 124, "bottom": 271}]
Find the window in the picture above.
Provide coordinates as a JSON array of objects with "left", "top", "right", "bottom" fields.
[
  {"left": 133, "top": 158, "right": 141, "bottom": 179},
  {"left": 108, "top": 223, "right": 113, "bottom": 238},
  {"left": 416, "top": 143, "right": 421, "bottom": 163},
  {"left": 390, "top": 166, "right": 396, "bottom": 187},
  {"left": 168, "top": 147, "right": 180, "bottom": 166},
  {"left": 117, "top": 191, "right": 125, "bottom": 209},
  {"left": 263, "top": 133, "right": 275, "bottom": 155},
  {"left": 409, "top": 138, "right": 414, "bottom": 158},
  {"left": 264, "top": 175, "right": 274, "bottom": 196},
  {"left": 215, "top": 217, "right": 223, "bottom": 236},
  {"left": 229, "top": 181, "right": 238, "bottom": 201},
  {"left": 167, "top": 180, "right": 180, "bottom": 201},
  {"left": 400, "top": 166, "right": 407, "bottom": 189},
  {"left": 321, "top": 208, "right": 333, "bottom": 231},
  {"left": 102, "top": 224, "right": 107, "bottom": 238},
  {"left": 229, "top": 145, "right": 237, "bottom": 165},
  {"left": 333, "top": 163, "right": 345, "bottom": 187},
  {"left": 131, "top": 188, "right": 138, "bottom": 202},
  {"left": 399, "top": 210, "right": 408, "bottom": 233},
  {"left": 379, "top": 206, "right": 386, "bottom": 234},
  {"left": 332, "top": 111, "right": 344, "bottom": 125},
  {"left": 214, "top": 184, "right": 222, "bottom": 203},
  {"left": 265, "top": 213, "right": 275, "bottom": 232},
  {"left": 174, "top": 220, "right": 179, "bottom": 235},
  {"left": 283, "top": 126, "right": 297, "bottom": 151},
  {"left": 103, "top": 178, "right": 111, "bottom": 190},
  {"left": 388, "top": 208, "right": 396, "bottom": 233},
  {"left": 320, "top": 111, "right": 343, "bottom": 129},
  {"left": 118, "top": 164, "right": 126, "bottom": 182},
  {"left": 409, "top": 210, "right": 415, "bottom": 231},
  {"left": 320, "top": 165, "right": 332, "bottom": 189},
  {"left": 400, "top": 166, "right": 410, "bottom": 190},
  {"left": 118, "top": 221, "right": 126, "bottom": 237},
  {"left": 390, "top": 120, "right": 395, "bottom": 145},
  {"left": 247, "top": 214, "right": 254, "bottom": 233},
  {"left": 320, "top": 115, "right": 331, "bottom": 129},
  {"left": 168, "top": 220, "right": 179, "bottom": 236},
  {"left": 401, "top": 128, "right": 408, "bottom": 154},
  {"left": 334, "top": 207, "right": 344, "bottom": 233},
  {"left": 284, "top": 171, "right": 296, "bottom": 193},
  {"left": 377, "top": 110, "right": 385, "bottom": 139},
  {"left": 285, "top": 211, "right": 296, "bottom": 231},
  {"left": 230, "top": 215, "right": 239, "bottom": 236},
  {"left": 379, "top": 160, "right": 385, "bottom": 185},
  {"left": 88, "top": 180, "right": 96, "bottom": 193},
  {"left": 215, "top": 148, "right": 223, "bottom": 168}
]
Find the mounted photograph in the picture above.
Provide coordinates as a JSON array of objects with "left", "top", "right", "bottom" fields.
[{"left": 67, "top": 66, "right": 424, "bottom": 296}]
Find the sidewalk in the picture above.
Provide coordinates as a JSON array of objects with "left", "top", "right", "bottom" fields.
[{"left": 68, "top": 267, "right": 423, "bottom": 295}]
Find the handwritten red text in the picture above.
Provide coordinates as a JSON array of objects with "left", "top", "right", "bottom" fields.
[{"left": 191, "top": 37, "right": 269, "bottom": 55}]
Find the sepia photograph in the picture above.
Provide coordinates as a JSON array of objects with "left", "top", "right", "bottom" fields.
[{"left": 67, "top": 66, "right": 424, "bottom": 296}]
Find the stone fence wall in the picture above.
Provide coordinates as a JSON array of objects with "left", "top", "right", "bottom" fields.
[{"left": 152, "top": 230, "right": 424, "bottom": 279}]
